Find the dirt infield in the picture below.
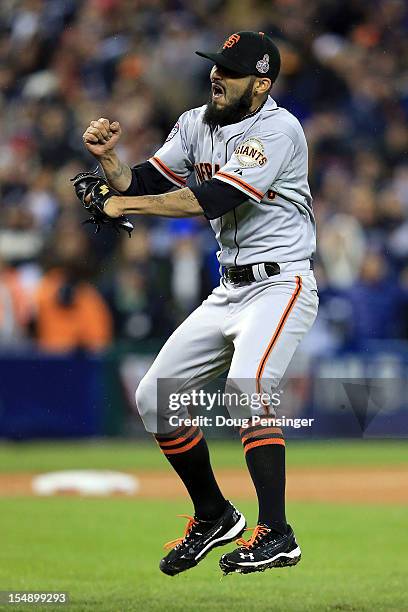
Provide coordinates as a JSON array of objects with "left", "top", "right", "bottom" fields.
[{"left": 0, "top": 466, "right": 407, "bottom": 503}]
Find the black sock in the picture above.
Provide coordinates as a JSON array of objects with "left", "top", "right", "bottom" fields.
[
  {"left": 240, "top": 424, "right": 287, "bottom": 534},
  {"left": 155, "top": 425, "right": 227, "bottom": 521}
]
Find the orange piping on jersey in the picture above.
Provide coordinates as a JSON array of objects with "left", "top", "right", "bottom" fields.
[
  {"left": 256, "top": 276, "right": 302, "bottom": 398},
  {"left": 215, "top": 172, "right": 264, "bottom": 200},
  {"left": 150, "top": 156, "right": 186, "bottom": 186}
]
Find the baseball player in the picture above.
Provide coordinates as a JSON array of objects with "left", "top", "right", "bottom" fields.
[{"left": 80, "top": 31, "right": 318, "bottom": 576}]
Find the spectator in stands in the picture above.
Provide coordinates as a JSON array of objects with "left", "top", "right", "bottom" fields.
[
  {"left": 34, "top": 222, "right": 112, "bottom": 353},
  {"left": 34, "top": 264, "right": 112, "bottom": 353},
  {"left": 347, "top": 251, "right": 408, "bottom": 345},
  {"left": 319, "top": 213, "right": 366, "bottom": 289},
  {"left": 0, "top": 0, "right": 407, "bottom": 349},
  {"left": 0, "top": 257, "right": 30, "bottom": 345},
  {"left": 103, "top": 227, "right": 173, "bottom": 341}
]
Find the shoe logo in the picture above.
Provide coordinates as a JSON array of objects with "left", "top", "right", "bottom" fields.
[
  {"left": 202, "top": 525, "right": 222, "bottom": 547},
  {"left": 256, "top": 54, "right": 269, "bottom": 74},
  {"left": 239, "top": 552, "right": 254, "bottom": 560}
]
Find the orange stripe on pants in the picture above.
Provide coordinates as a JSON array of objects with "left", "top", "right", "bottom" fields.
[{"left": 256, "top": 276, "right": 302, "bottom": 399}]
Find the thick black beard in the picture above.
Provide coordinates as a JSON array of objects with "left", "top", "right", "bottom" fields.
[{"left": 203, "top": 79, "right": 255, "bottom": 129}]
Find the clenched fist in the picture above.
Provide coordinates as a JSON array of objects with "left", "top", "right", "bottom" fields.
[{"left": 82, "top": 117, "right": 122, "bottom": 158}]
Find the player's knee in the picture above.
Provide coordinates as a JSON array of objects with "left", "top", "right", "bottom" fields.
[{"left": 135, "top": 376, "right": 157, "bottom": 432}]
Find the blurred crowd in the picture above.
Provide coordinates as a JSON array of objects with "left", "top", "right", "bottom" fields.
[{"left": 0, "top": 0, "right": 408, "bottom": 354}]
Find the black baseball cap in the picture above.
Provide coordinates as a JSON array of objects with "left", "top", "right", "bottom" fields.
[{"left": 196, "top": 31, "right": 281, "bottom": 82}]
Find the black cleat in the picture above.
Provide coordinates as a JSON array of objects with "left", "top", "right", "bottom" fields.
[
  {"left": 159, "top": 501, "right": 246, "bottom": 576},
  {"left": 219, "top": 523, "right": 301, "bottom": 574}
]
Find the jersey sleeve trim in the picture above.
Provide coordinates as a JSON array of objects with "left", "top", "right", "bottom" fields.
[
  {"left": 214, "top": 171, "right": 264, "bottom": 202},
  {"left": 148, "top": 156, "right": 187, "bottom": 187}
]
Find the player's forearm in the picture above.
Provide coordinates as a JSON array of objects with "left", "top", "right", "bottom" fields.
[
  {"left": 99, "top": 152, "right": 132, "bottom": 192},
  {"left": 106, "top": 188, "right": 204, "bottom": 218}
]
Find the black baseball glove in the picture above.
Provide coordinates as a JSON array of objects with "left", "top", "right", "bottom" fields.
[{"left": 71, "top": 169, "right": 134, "bottom": 237}]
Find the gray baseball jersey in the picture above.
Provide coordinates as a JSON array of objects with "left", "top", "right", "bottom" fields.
[
  {"left": 149, "top": 96, "right": 315, "bottom": 266},
  {"left": 135, "top": 97, "right": 318, "bottom": 434}
]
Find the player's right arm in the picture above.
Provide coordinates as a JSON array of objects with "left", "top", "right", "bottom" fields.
[
  {"left": 83, "top": 118, "right": 133, "bottom": 192},
  {"left": 83, "top": 114, "right": 192, "bottom": 196}
]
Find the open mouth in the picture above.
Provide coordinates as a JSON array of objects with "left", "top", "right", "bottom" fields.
[{"left": 211, "top": 82, "right": 225, "bottom": 100}]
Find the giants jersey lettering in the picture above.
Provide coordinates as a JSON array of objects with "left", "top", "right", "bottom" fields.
[
  {"left": 149, "top": 97, "right": 316, "bottom": 266},
  {"left": 194, "top": 163, "right": 220, "bottom": 183}
]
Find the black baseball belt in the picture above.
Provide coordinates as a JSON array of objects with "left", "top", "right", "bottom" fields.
[{"left": 223, "top": 260, "right": 313, "bottom": 285}]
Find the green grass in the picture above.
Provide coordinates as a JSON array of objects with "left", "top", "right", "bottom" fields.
[
  {"left": 0, "top": 498, "right": 407, "bottom": 612},
  {"left": 0, "top": 439, "right": 406, "bottom": 473},
  {"left": 0, "top": 441, "right": 406, "bottom": 610}
]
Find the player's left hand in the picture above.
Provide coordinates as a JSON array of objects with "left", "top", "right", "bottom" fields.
[{"left": 70, "top": 169, "right": 134, "bottom": 236}]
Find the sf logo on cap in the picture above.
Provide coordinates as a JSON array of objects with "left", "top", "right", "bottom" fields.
[{"left": 223, "top": 33, "right": 240, "bottom": 49}]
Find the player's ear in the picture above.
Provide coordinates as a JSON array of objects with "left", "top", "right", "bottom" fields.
[{"left": 255, "top": 78, "right": 271, "bottom": 95}]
